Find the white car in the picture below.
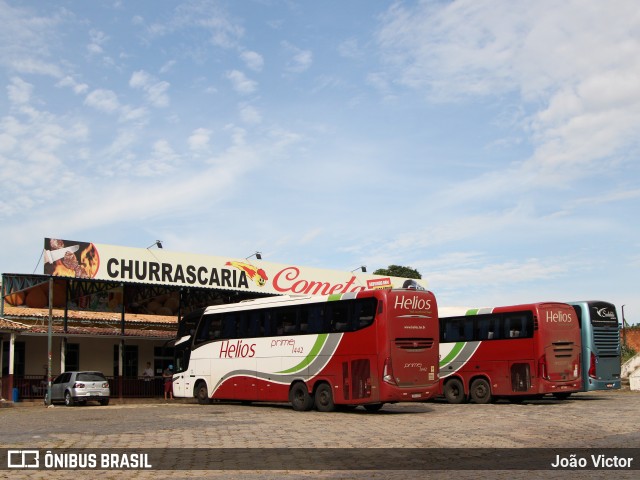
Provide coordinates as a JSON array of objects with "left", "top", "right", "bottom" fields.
[{"left": 47, "top": 371, "right": 110, "bottom": 406}]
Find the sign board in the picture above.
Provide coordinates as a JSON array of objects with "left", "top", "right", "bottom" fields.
[{"left": 43, "top": 238, "right": 428, "bottom": 296}]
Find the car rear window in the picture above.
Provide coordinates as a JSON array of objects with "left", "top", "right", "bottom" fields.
[{"left": 77, "top": 372, "right": 107, "bottom": 382}]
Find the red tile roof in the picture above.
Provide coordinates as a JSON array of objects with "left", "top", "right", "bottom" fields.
[{"left": 1, "top": 304, "right": 177, "bottom": 339}]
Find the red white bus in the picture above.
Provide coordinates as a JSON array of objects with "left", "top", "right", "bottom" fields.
[
  {"left": 172, "top": 288, "right": 440, "bottom": 412},
  {"left": 439, "top": 302, "right": 582, "bottom": 403}
]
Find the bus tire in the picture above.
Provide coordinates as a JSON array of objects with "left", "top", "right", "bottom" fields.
[
  {"left": 552, "top": 392, "right": 571, "bottom": 400},
  {"left": 363, "top": 403, "right": 384, "bottom": 412},
  {"left": 195, "top": 382, "right": 211, "bottom": 405},
  {"left": 443, "top": 378, "right": 467, "bottom": 404},
  {"left": 289, "top": 382, "right": 313, "bottom": 411},
  {"left": 314, "top": 383, "right": 335, "bottom": 412},
  {"left": 470, "top": 378, "right": 492, "bottom": 404}
]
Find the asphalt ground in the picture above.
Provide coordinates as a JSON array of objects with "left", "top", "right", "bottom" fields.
[{"left": 1, "top": 389, "right": 639, "bottom": 479}]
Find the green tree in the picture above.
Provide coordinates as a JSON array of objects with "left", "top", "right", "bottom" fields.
[{"left": 373, "top": 265, "right": 421, "bottom": 279}]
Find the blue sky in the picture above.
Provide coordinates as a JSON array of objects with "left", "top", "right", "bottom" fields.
[{"left": 1, "top": 0, "right": 638, "bottom": 324}]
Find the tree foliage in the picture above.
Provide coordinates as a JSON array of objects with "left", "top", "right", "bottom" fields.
[{"left": 373, "top": 265, "right": 421, "bottom": 279}]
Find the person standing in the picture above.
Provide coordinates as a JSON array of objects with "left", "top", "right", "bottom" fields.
[
  {"left": 163, "top": 365, "right": 174, "bottom": 400},
  {"left": 143, "top": 362, "right": 154, "bottom": 378},
  {"left": 143, "top": 362, "right": 154, "bottom": 396}
]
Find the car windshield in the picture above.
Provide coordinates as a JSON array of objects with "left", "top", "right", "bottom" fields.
[{"left": 77, "top": 372, "right": 107, "bottom": 382}]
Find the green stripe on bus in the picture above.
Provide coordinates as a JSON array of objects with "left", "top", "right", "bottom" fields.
[
  {"left": 465, "top": 309, "right": 479, "bottom": 315},
  {"left": 276, "top": 334, "right": 329, "bottom": 374},
  {"left": 328, "top": 294, "right": 342, "bottom": 302},
  {"left": 439, "top": 341, "right": 465, "bottom": 367}
]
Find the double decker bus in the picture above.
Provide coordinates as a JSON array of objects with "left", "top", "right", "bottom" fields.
[
  {"left": 568, "top": 301, "right": 621, "bottom": 391},
  {"left": 172, "top": 288, "right": 440, "bottom": 412},
  {"left": 439, "top": 302, "right": 582, "bottom": 404}
]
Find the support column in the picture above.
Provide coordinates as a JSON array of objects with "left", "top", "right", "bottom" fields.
[
  {"left": 119, "top": 340, "right": 124, "bottom": 399},
  {"left": 8, "top": 333, "right": 16, "bottom": 401},
  {"left": 60, "top": 337, "right": 67, "bottom": 373}
]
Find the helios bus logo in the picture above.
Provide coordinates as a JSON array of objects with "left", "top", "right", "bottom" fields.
[
  {"left": 394, "top": 295, "right": 432, "bottom": 312},
  {"left": 546, "top": 311, "right": 574, "bottom": 323}
]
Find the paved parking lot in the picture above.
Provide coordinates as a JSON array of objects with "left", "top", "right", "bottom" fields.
[{"left": 2, "top": 389, "right": 639, "bottom": 479}]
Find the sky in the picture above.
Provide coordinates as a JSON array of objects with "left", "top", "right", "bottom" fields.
[{"left": 0, "top": 0, "right": 638, "bottom": 324}]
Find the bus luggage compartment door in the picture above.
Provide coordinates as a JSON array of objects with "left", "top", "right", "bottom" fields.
[{"left": 510, "top": 362, "right": 531, "bottom": 392}]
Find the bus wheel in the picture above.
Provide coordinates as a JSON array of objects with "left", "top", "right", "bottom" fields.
[
  {"left": 195, "top": 382, "right": 211, "bottom": 405},
  {"left": 470, "top": 378, "right": 492, "bottom": 404},
  {"left": 552, "top": 392, "right": 572, "bottom": 400},
  {"left": 314, "top": 383, "right": 335, "bottom": 412},
  {"left": 364, "top": 403, "right": 384, "bottom": 413},
  {"left": 443, "top": 378, "right": 467, "bottom": 404},
  {"left": 289, "top": 382, "right": 313, "bottom": 411}
]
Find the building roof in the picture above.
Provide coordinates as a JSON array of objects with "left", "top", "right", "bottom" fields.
[{"left": 1, "top": 304, "right": 177, "bottom": 339}]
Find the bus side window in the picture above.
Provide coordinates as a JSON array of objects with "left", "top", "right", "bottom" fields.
[
  {"left": 307, "top": 305, "right": 324, "bottom": 334},
  {"left": 354, "top": 299, "right": 375, "bottom": 329},
  {"left": 222, "top": 313, "right": 237, "bottom": 339},
  {"left": 298, "top": 308, "right": 309, "bottom": 333},
  {"left": 237, "top": 312, "right": 249, "bottom": 338},
  {"left": 264, "top": 312, "right": 276, "bottom": 337},
  {"left": 329, "top": 303, "right": 350, "bottom": 332},
  {"left": 248, "top": 311, "right": 262, "bottom": 337},
  {"left": 210, "top": 317, "right": 221, "bottom": 340},
  {"left": 196, "top": 314, "right": 221, "bottom": 343},
  {"left": 504, "top": 314, "right": 529, "bottom": 338},
  {"left": 477, "top": 316, "right": 499, "bottom": 341}
]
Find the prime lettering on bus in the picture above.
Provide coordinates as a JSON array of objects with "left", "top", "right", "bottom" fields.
[
  {"left": 106, "top": 258, "right": 250, "bottom": 288},
  {"left": 219, "top": 340, "right": 256, "bottom": 358},
  {"left": 394, "top": 295, "right": 432, "bottom": 311},
  {"left": 546, "top": 311, "right": 574, "bottom": 323},
  {"left": 271, "top": 338, "right": 304, "bottom": 354},
  {"left": 272, "top": 266, "right": 365, "bottom": 295}
]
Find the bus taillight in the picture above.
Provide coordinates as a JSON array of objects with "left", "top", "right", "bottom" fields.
[
  {"left": 383, "top": 357, "right": 396, "bottom": 385},
  {"left": 589, "top": 352, "right": 597, "bottom": 378},
  {"left": 538, "top": 354, "right": 549, "bottom": 380}
]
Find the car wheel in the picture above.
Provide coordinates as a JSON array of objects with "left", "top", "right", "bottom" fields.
[
  {"left": 64, "top": 391, "right": 74, "bottom": 407},
  {"left": 100, "top": 398, "right": 109, "bottom": 406}
]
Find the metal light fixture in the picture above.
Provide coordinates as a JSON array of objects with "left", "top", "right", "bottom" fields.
[
  {"left": 351, "top": 266, "right": 367, "bottom": 273},
  {"left": 246, "top": 251, "right": 262, "bottom": 260},
  {"left": 147, "top": 240, "right": 163, "bottom": 249}
]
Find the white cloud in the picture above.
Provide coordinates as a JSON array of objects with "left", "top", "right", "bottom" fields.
[
  {"left": 129, "top": 70, "right": 170, "bottom": 107},
  {"left": 188, "top": 128, "right": 212, "bottom": 151},
  {"left": 87, "top": 29, "right": 108, "bottom": 55},
  {"left": 84, "top": 88, "right": 121, "bottom": 113},
  {"left": 7, "top": 77, "right": 33, "bottom": 104},
  {"left": 375, "top": 0, "right": 640, "bottom": 194},
  {"left": 282, "top": 41, "right": 312, "bottom": 73},
  {"left": 160, "top": 60, "right": 176, "bottom": 73},
  {"left": 240, "top": 50, "right": 264, "bottom": 71},
  {"left": 338, "top": 38, "right": 362, "bottom": 60},
  {"left": 129, "top": 70, "right": 151, "bottom": 89},
  {"left": 56, "top": 76, "right": 89, "bottom": 95},
  {"left": 226, "top": 70, "right": 257, "bottom": 94},
  {"left": 239, "top": 104, "right": 261, "bottom": 125}
]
